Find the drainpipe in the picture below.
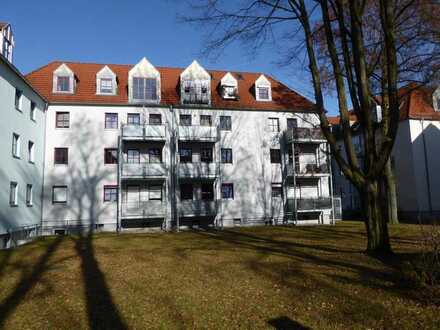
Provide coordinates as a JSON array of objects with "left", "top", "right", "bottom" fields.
[
  {"left": 328, "top": 143, "right": 336, "bottom": 225},
  {"left": 117, "top": 135, "right": 122, "bottom": 233},
  {"left": 169, "top": 105, "right": 179, "bottom": 232},
  {"left": 420, "top": 118, "right": 433, "bottom": 216},
  {"left": 40, "top": 102, "right": 49, "bottom": 235}
]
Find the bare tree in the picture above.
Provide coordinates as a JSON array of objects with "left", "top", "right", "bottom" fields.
[{"left": 181, "top": 0, "right": 439, "bottom": 255}]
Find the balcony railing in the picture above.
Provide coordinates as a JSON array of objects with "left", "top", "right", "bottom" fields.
[
  {"left": 179, "top": 200, "right": 217, "bottom": 216},
  {"left": 178, "top": 125, "right": 217, "bottom": 141},
  {"left": 287, "top": 163, "right": 329, "bottom": 176},
  {"left": 122, "top": 124, "right": 166, "bottom": 140},
  {"left": 287, "top": 198, "right": 333, "bottom": 212},
  {"left": 121, "top": 201, "right": 166, "bottom": 218},
  {"left": 285, "top": 127, "right": 325, "bottom": 142},
  {"left": 121, "top": 162, "right": 167, "bottom": 179},
  {"left": 178, "top": 162, "right": 218, "bottom": 178}
]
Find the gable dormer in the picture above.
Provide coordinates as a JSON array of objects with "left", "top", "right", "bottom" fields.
[
  {"left": 0, "top": 23, "right": 14, "bottom": 63},
  {"left": 220, "top": 72, "right": 238, "bottom": 100},
  {"left": 255, "top": 74, "right": 272, "bottom": 102},
  {"left": 96, "top": 65, "right": 117, "bottom": 95},
  {"left": 52, "top": 63, "right": 75, "bottom": 94},
  {"left": 128, "top": 57, "right": 161, "bottom": 104},
  {"left": 180, "top": 60, "right": 211, "bottom": 106}
]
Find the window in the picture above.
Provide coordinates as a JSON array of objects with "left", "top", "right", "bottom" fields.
[
  {"left": 221, "top": 183, "right": 234, "bottom": 199},
  {"left": 257, "top": 87, "right": 270, "bottom": 100},
  {"left": 99, "top": 78, "right": 113, "bottom": 94},
  {"left": 149, "top": 148, "right": 161, "bottom": 163},
  {"left": 127, "top": 149, "right": 140, "bottom": 163},
  {"left": 54, "top": 148, "right": 68, "bottom": 165},
  {"left": 149, "top": 114, "right": 162, "bottom": 125},
  {"left": 104, "top": 186, "right": 118, "bottom": 202},
  {"left": 268, "top": 118, "right": 280, "bottom": 132},
  {"left": 287, "top": 118, "right": 298, "bottom": 129},
  {"left": 201, "top": 183, "right": 214, "bottom": 200},
  {"left": 104, "top": 148, "right": 118, "bottom": 164},
  {"left": 271, "top": 183, "right": 283, "bottom": 198},
  {"left": 127, "top": 113, "right": 140, "bottom": 125},
  {"left": 105, "top": 113, "right": 118, "bottom": 129},
  {"left": 15, "top": 89, "right": 22, "bottom": 111},
  {"left": 200, "top": 148, "right": 213, "bottom": 163},
  {"left": 12, "top": 133, "right": 20, "bottom": 158},
  {"left": 56, "top": 76, "right": 71, "bottom": 92},
  {"left": 200, "top": 115, "right": 212, "bottom": 126},
  {"left": 149, "top": 185, "right": 162, "bottom": 200},
  {"left": 270, "top": 149, "right": 281, "bottom": 164},
  {"left": 181, "top": 80, "right": 210, "bottom": 105},
  {"left": 56, "top": 112, "right": 70, "bottom": 128},
  {"left": 30, "top": 102, "right": 36, "bottom": 121},
  {"left": 180, "top": 183, "right": 193, "bottom": 200},
  {"left": 26, "top": 184, "right": 33, "bottom": 206},
  {"left": 180, "top": 114, "right": 192, "bottom": 126},
  {"left": 180, "top": 148, "right": 192, "bottom": 163},
  {"left": 52, "top": 186, "right": 68, "bottom": 204},
  {"left": 28, "top": 141, "right": 35, "bottom": 163},
  {"left": 221, "top": 148, "right": 233, "bottom": 164},
  {"left": 132, "top": 77, "right": 157, "bottom": 101},
  {"left": 219, "top": 116, "right": 231, "bottom": 131},
  {"left": 9, "top": 182, "right": 18, "bottom": 206}
]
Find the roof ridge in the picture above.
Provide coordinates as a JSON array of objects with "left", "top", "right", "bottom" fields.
[{"left": 26, "top": 59, "right": 264, "bottom": 76}]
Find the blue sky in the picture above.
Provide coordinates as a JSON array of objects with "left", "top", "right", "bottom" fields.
[{"left": 2, "top": 0, "right": 338, "bottom": 113}]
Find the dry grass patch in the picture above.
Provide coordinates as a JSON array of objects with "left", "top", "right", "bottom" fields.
[{"left": 0, "top": 222, "right": 438, "bottom": 329}]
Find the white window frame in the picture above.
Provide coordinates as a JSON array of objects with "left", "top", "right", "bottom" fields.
[
  {"left": 15, "top": 89, "right": 23, "bottom": 111},
  {"left": 255, "top": 74, "right": 272, "bottom": 102},
  {"left": 10, "top": 182, "right": 18, "bottom": 206},
  {"left": 148, "top": 185, "right": 162, "bottom": 201},
  {"left": 128, "top": 58, "right": 161, "bottom": 104},
  {"left": 12, "top": 133, "right": 20, "bottom": 158},
  {"left": 26, "top": 184, "right": 33, "bottom": 206},
  {"left": 52, "top": 186, "right": 68, "bottom": 204},
  {"left": 30, "top": 101, "right": 36, "bottom": 121},
  {"left": 52, "top": 64, "right": 75, "bottom": 94},
  {"left": 28, "top": 141, "right": 35, "bottom": 163}
]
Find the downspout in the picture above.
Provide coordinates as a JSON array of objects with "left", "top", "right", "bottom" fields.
[
  {"left": 169, "top": 105, "right": 179, "bottom": 232},
  {"left": 328, "top": 143, "right": 336, "bottom": 225},
  {"left": 420, "top": 118, "right": 433, "bottom": 215}
]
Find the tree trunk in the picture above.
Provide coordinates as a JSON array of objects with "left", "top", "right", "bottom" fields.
[
  {"left": 384, "top": 159, "right": 399, "bottom": 224},
  {"left": 362, "top": 180, "right": 392, "bottom": 255}
]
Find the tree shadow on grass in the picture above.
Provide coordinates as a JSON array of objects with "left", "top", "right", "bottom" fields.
[
  {"left": 268, "top": 316, "right": 311, "bottom": 330},
  {"left": 0, "top": 236, "right": 64, "bottom": 327},
  {"left": 73, "top": 232, "right": 127, "bottom": 330}
]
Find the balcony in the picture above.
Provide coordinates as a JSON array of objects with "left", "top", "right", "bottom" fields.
[
  {"left": 287, "top": 163, "right": 330, "bottom": 177},
  {"left": 178, "top": 162, "right": 218, "bottom": 179},
  {"left": 121, "top": 201, "right": 166, "bottom": 219},
  {"left": 121, "top": 162, "right": 167, "bottom": 179},
  {"left": 287, "top": 198, "right": 333, "bottom": 212},
  {"left": 179, "top": 200, "right": 217, "bottom": 216},
  {"left": 285, "top": 127, "right": 326, "bottom": 143},
  {"left": 122, "top": 124, "right": 166, "bottom": 141},
  {"left": 178, "top": 125, "right": 217, "bottom": 142}
]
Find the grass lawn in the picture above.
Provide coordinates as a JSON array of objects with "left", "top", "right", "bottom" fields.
[{"left": 0, "top": 221, "right": 438, "bottom": 329}]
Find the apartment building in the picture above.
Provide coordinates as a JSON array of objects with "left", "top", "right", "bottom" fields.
[
  {"left": 331, "top": 85, "right": 440, "bottom": 222},
  {"left": 25, "top": 57, "right": 336, "bottom": 233},
  {"left": 0, "top": 34, "right": 47, "bottom": 247}
]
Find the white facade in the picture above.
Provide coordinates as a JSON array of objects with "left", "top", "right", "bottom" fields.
[
  {"left": 0, "top": 55, "right": 46, "bottom": 247},
  {"left": 41, "top": 103, "right": 335, "bottom": 233}
]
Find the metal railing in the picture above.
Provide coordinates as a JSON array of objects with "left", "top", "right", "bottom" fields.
[
  {"left": 178, "top": 125, "right": 217, "bottom": 141},
  {"left": 285, "top": 127, "right": 325, "bottom": 142},
  {"left": 121, "top": 124, "right": 166, "bottom": 140},
  {"left": 121, "top": 201, "right": 166, "bottom": 218},
  {"left": 287, "top": 198, "right": 333, "bottom": 212},
  {"left": 178, "top": 162, "right": 218, "bottom": 178},
  {"left": 179, "top": 200, "right": 217, "bottom": 216},
  {"left": 121, "top": 162, "right": 167, "bottom": 178}
]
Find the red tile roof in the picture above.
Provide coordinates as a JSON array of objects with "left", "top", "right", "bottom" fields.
[
  {"left": 25, "top": 61, "right": 315, "bottom": 112},
  {"left": 328, "top": 84, "right": 439, "bottom": 125}
]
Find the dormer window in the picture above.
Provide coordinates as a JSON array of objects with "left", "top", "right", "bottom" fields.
[
  {"left": 255, "top": 74, "right": 272, "bottom": 101},
  {"left": 433, "top": 86, "right": 440, "bottom": 112},
  {"left": 221, "top": 72, "right": 238, "bottom": 99},
  {"left": 133, "top": 77, "right": 157, "bottom": 101},
  {"left": 180, "top": 60, "right": 211, "bottom": 106},
  {"left": 128, "top": 58, "right": 161, "bottom": 104},
  {"left": 96, "top": 66, "right": 117, "bottom": 95},
  {"left": 52, "top": 63, "right": 75, "bottom": 94},
  {"left": 56, "top": 76, "right": 71, "bottom": 92}
]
